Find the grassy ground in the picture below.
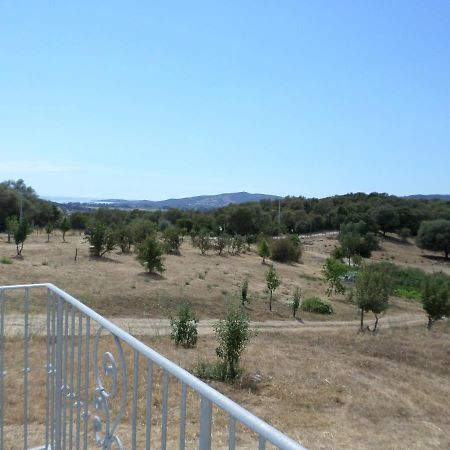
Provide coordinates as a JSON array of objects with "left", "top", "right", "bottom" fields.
[
  {"left": 1, "top": 230, "right": 449, "bottom": 449},
  {"left": 0, "top": 232, "right": 428, "bottom": 321},
  {"left": 2, "top": 323, "right": 449, "bottom": 449}
]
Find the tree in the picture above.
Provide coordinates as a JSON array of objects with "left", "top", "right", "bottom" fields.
[
  {"left": 86, "top": 223, "right": 116, "bottom": 257},
  {"left": 60, "top": 217, "right": 71, "bottom": 242},
  {"left": 14, "top": 219, "right": 29, "bottom": 256},
  {"left": 322, "top": 258, "right": 347, "bottom": 296},
  {"left": 214, "top": 234, "right": 229, "bottom": 256},
  {"left": 191, "top": 229, "right": 210, "bottom": 255},
  {"left": 136, "top": 236, "right": 165, "bottom": 274},
  {"left": 270, "top": 235, "right": 302, "bottom": 263},
  {"left": 170, "top": 303, "right": 198, "bottom": 347},
  {"left": 291, "top": 287, "right": 302, "bottom": 319},
  {"left": 416, "top": 219, "right": 450, "bottom": 260},
  {"left": 45, "top": 222, "right": 54, "bottom": 242},
  {"left": 213, "top": 302, "right": 253, "bottom": 380},
  {"left": 258, "top": 238, "right": 270, "bottom": 264},
  {"left": 266, "top": 265, "right": 281, "bottom": 311},
  {"left": 372, "top": 205, "right": 400, "bottom": 236},
  {"left": 162, "top": 226, "right": 181, "bottom": 255},
  {"left": 5, "top": 216, "right": 18, "bottom": 243},
  {"left": 115, "top": 224, "right": 133, "bottom": 253},
  {"left": 398, "top": 227, "right": 411, "bottom": 242},
  {"left": 241, "top": 278, "right": 249, "bottom": 306},
  {"left": 354, "top": 264, "right": 390, "bottom": 332},
  {"left": 421, "top": 273, "right": 450, "bottom": 329}
]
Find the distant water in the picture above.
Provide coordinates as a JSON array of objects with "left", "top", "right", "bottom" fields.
[{"left": 41, "top": 195, "right": 112, "bottom": 204}]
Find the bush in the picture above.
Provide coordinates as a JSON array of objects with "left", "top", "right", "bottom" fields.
[
  {"left": 85, "top": 223, "right": 116, "bottom": 257},
  {"left": 270, "top": 235, "right": 301, "bottom": 263},
  {"left": 393, "top": 287, "right": 422, "bottom": 300},
  {"left": 0, "top": 256, "right": 12, "bottom": 264},
  {"left": 163, "top": 226, "right": 181, "bottom": 254},
  {"left": 213, "top": 302, "right": 253, "bottom": 381},
  {"left": 136, "top": 236, "right": 165, "bottom": 274},
  {"left": 170, "top": 303, "right": 198, "bottom": 347},
  {"left": 300, "top": 297, "right": 334, "bottom": 314}
]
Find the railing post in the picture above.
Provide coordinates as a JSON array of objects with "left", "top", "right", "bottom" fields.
[
  {"left": 199, "top": 397, "right": 212, "bottom": 450},
  {"left": 54, "top": 297, "right": 64, "bottom": 450}
]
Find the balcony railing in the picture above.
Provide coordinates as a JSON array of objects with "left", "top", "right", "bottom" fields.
[{"left": 0, "top": 283, "right": 305, "bottom": 450}]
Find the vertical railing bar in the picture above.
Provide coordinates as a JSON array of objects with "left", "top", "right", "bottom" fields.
[
  {"left": 179, "top": 382, "right": 187, "bottom": 450},
  {"left": 199, "top": 396, "right": 212, "bottom": 450},
  {"left": 82, "top": 316, "right": 90, "bottom": 450},
  {"left": 75, "top": 314, "right": 83, "bottom": 450},
  {"left": 259, "top": 435, "right": 266, "bottom": 450},
  {"left": 161, "top": 369, "right": 169, "bottom": 450},
  {"left": 145, "top": 360, "right": 153, "bottom": 450},
  {"left": 54, "top": 296, "right": 64, "bottom": 450},
  {"left": 131, "top": 350, "right": 139, "bottom": 449},
  {"left": 50, "top": 291, "right": 56, "bottom": 448},
  {"left": 45, "top": 289, "right": 51, "bottom": 448},
  {"left": 23, "top": 288, "right": 29, "bottom": 450},
  {"left": 0, "top": 290, "right": 5, "bottom": 449},
  {"left": 69, "top": 307, "right": 76, "bottom": 449},
  {"left": 62, "top": 302, "right": 69, "bottom": 449},
  {"left": 228, "top": 416, "right": 236, "bottom": 450}
]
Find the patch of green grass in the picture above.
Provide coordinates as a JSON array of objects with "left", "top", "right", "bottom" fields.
[
  {"left": 300, "top": 297, "right": 334, "bottom": 315},
  {"left": 197, "top": 271, "right": 206, "bottom": 280},
  {"left": 0, "top": 256, "right": 12, "bottom": 265},
  {"left": 41, "top": 261, "right": 49, "bottom": 266},
  {"left": 393, "top": 287, "right": 422, "bottom": 300}
]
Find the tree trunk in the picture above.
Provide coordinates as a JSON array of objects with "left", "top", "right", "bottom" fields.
[
  {"left": 360, "top": 308, "right": 364, "bottom": 332},
  {"left": 47, "top": 234, "right": 50, "bottom": 242},
  {"left": 372, "top": 314, "right": 379, "bottom": 332},
  {"left": 7, "top": 232, "right": 11, "bottom": 243},
  {"left": 269, "top": 291, "right": 273, "bottom": 311},
  {"left": 427, "top": 316, "right": 433, "bottom": 330},
  {"left": 445, "top": 251, "right": 449, "bottom": 260}
]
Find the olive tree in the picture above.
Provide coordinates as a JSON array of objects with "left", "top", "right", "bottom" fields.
[
  {"left": 266, "top": 265, "right": 281, "bottom": 311},
  {"left": 416, "top": 219, "right": 450, "bottom": 260},
  {"left": 60, "top": 217, "right": 71, "bottom": 242},
  {"left": 422, "top": 273, "right": 450, "bottom": 329},
  {"left": 354, "top": 264, "right": 390, "bottom": 332},
  {"left": 85, "top": 223, "right": 116, "bottom": 257},
  {"left": 14, "top": 219, "right": 29, "bottom": 256},
  {"left": 258, "top": 237, "right": 270, "bottom": 264},
  {"left": 136, "top": 236, "right": 165, "bottom": 274},
  {"left": 322, "top": 258, "right": 347, "bottom": 296}
]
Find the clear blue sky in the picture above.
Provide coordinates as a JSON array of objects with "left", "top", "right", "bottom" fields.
[{"left": 1, "top": 1, "right": 449, "bottom": 200}]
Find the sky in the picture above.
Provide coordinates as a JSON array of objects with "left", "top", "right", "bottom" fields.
[{"left": 0, "top": 1, "right": 449, "bottom": 200}]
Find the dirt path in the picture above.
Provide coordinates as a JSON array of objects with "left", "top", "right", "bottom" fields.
[{"left": 2, "top": 313, "right": 428, "bottom": 338}]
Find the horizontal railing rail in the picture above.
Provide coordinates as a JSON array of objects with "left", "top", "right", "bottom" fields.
[{"left": 0, "top": 283, "right": 306, "bottom": 450}]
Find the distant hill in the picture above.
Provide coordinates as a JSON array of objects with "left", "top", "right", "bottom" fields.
[
  {"left": 63, "top": 192, "right": 282, "bottom": 210},
  {"left": 404, "top": 194, "right": 450, "bottom": 201}
]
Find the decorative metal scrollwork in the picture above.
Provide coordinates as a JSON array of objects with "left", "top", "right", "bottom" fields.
[{"left": 93, "top": 327, "right": 127, "bottom": 449}]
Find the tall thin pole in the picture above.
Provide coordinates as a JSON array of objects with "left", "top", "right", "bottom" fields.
[{"left": 278, "top": 200, "right": 281, "bottom": 226}]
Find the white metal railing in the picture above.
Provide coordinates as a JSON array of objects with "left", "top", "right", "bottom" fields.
[{"left": 0, "top": 283, "right": 306, "bottom": 450}]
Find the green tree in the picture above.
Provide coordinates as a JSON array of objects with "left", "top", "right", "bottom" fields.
[
  {"left": 14, "top": 219, "right": 29, "bottom": 256},
  {"left": 416, "top": 219, "right": 450, "bottom": 260},
  {"left": 45, "top": 222, "right": 54, "bottom": 242},
  {"left": 258, "top": 238, "right": 270, "bottom": 264},
  {"left": 137, "top": 236, "right": 165, "bottom": 274},
  {"left": 170, "top": 303, "right": 198, "bottom": 347},
  {"left": 191, "top": 229, "right": 210, "bottom": 255},
  {"left": 213, "top": 302, "right": 253, "bottom": 380},
  {"left": 5, "top": 216, "right": 18, "bottom": 244},
  {"left": 322, "top": 258, "right": 347, "bottom": 296},
  {"left": 214, "top": 234, "right": 229, "bottom": 256},
  {"left": 60, "top": 217, "right": 71, "bottom": 242},
  {"left": 398, "top": 227, "right": 411, "bottom": 242},
  {"left": 291, "top": 287, "right": 302, "bottom": 319},
  {"left": 86, "top": 223, "right": 116, "bottom": 257},
  {"left": 421, "top": 273, "right": 450, "bottom": 329},
  {"left": 163, "top": 226, "right": 181, "bottom": 255},
  {"left": 354, "top": 264, "right": 391, "bottom": 332},
  {"left": 241, "top": 278, "right": 249, "bottom": 306},
  {"left": 266, "top": 265, "right": 281, "bottom": 311},
  {"left": 115, "top": 224, "right": 133, "bottom": 253},
  {"left": 372, "top": 205, "right": 400, "bottom": 236}
]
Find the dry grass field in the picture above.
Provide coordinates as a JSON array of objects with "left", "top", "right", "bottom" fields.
[{"left": 1, "top": 230, "right": 449, "bottom": 449}]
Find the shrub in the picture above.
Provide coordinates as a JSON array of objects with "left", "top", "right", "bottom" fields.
[
  {"left": 393, "top": 287, "right": 422, "bottom": 300},
  {"left": 213, "top": 302, "right": 253, "bottom": 381},
  {"left": 136, "top": 236, "right": 165, "bottom": 274},
  {"left": 85, "top": 223, "right": 116, "bottom": 257},
  {"left": 191, "top": 229, "right": 210, "bottom": 255},
  {"left": 241, "top": 278, "right": 249, "bottom": 305},
  {"left": 322, "top": 257, "right": 347, "bottom": 296},
  {"left": 270, "top": 235, "right": 301, "bottom": 263},
  {"left": 266, "top": 265, "right": 281, "bottom": 311},
  {"left": 170, "top": 303, "right": 198, "bottom": 347},
  {"left": 163, "top": 226, "right": 181, "bottom": 254},
  {"left": 300, "top": 297, "right": 334, "bottom": 315},
  {"left": 257, "top": 237, "right": 270, "bottom": 263},
  {"left": 0, "top": 256, "right": 12, "bottom": 265},
  {"left": 290, "top": 287, "right": 302, "bottom": 318},
  {"left": 422, "top": 272, "right": 450, "bottom": 329}
]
